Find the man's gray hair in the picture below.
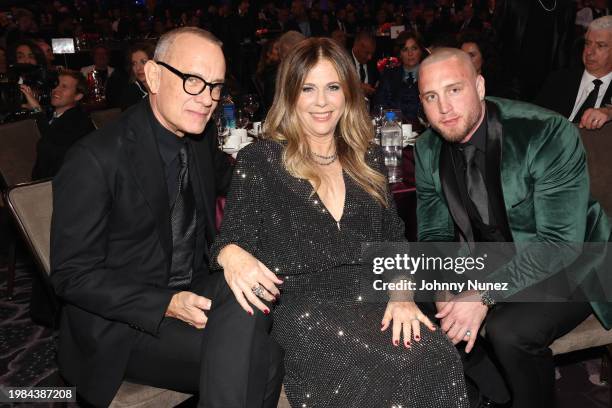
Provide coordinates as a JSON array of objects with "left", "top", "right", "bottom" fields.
[
  {"left": 154, "top": 27, "right": 223, "bottom": 61},
  {"left": 589, "top": 15, "right": 612, "bottom": 32}
]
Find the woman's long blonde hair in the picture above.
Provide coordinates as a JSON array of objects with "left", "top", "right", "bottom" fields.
[{"left": 264, "top": 37, "right": 388, "bottom": 207}]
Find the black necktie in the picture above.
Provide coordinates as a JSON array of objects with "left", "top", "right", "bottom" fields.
[
  {"left": 168, "top": 144, "right": 196, "bottom": 288},
  {"left": 462, "top": 144, "right": 490, "bottom": 225},
  {"left": 359, "top": 63, "right": 366, "bottom": 83},
  {"left": 574, "top": 79, "right": 603, "bottom": 123}
]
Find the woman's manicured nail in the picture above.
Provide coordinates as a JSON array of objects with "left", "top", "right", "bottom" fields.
[
  {"left": 415, "top": 335, "right": 420, "bottom": 341},
  {"left": 248, "top": 310, "right": 253, "bottom": 316},
  {"left": 264, "top": 309, "right": 270, "bottom": 315},
  {"left": 393, "top": 340, "right": 399, "bottom": 346}
]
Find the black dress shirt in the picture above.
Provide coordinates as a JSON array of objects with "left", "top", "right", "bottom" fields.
[
  {"left": 146, "top": 103, "right": 209, "bottom": 273},
  {"left": 449, "top": 115, "right": 505, "bottom": 242}
]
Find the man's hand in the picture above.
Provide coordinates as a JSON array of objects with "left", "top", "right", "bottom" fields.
[
  {"left": 165, "top": 291, "right": 212, "bottom": 329},
  {"left": 360, "top": 82, "right": 376, "bottom": 96},
  {"left": 19, "top": 84, "right": 41, "bottom": 111},
  {"left": 579, "top": 107, "right": 611, "bottom": 130},
  {"left": 435, "top": 290, "right": 488, "bottom": 353}
]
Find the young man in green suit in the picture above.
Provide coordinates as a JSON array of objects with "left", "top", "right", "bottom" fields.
[{"left": 415, "top": 48, "right": 611, "bottom": 408}]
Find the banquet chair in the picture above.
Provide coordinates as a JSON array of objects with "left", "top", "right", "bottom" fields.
[
  {"left": 538, "top": 123, "right": 612, "bottom": 402},
  {"left": 0, "top": 118, "right": 41, "bottom": 298},
  {"left": 91, "top": 108, "right": 122, "bottom": 130},
  {"left": 4, "top": 179, "right": 292, "bottom": 408}
]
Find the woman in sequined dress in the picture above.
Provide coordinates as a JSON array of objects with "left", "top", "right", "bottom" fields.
[{"left": 211, "top": 38, "right": 468, "bottom": 408}]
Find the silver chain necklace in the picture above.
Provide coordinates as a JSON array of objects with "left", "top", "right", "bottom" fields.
[
  {"left": 311, "top": 152, "right": 338, "bottom": 165},
  {"left": 537, "top": 0, "right": 557, "bottom": 12}
]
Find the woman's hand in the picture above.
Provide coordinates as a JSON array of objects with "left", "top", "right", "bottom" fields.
[
  {"left": 381, "top": 301, "right": 436, "bottom": 348},
  {"left": 218, "top": 244, "right": 283, "bottom": 315}
]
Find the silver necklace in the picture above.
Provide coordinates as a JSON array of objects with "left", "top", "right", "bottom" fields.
[
  {"left": 312, "top": 152, "right": 338, "bottom": 165},
  {"left": 537, "top": 0, "right": 557, "bottom": 12}
]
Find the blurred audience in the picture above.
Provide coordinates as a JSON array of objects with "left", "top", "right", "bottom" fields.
[{"left": 373, "top": 31, "right": 426, "bottom": 122}]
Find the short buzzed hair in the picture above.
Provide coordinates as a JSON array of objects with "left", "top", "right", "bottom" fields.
[
  {"left": 154, "top": 27, "right": 222, "bottom": 62},
  {"left": 419, "top": 47, "right": 477, "bottom": 78},
  {"left": 589, "top": 15, "right": 612, "bottom": 32}
]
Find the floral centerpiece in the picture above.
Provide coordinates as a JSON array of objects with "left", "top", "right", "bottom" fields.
[{"left": 376, "top": 56, "right": 400, "bottom": 73}]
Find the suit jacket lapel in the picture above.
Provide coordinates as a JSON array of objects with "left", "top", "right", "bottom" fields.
[
  {"left": 485, "top": 100, "right": 513, "bottom": 242},
  {"left": 602, "top": 80, "right": 612, "bottom": 107},
  {"left": 440, "top": 142, "right": 474, "bottom": 244},
  {"left": 567, "top": 70, "right": 584, "bottom": 117},
  {"left": 125, "top": 103, "right": 172, "bottom": 258}
]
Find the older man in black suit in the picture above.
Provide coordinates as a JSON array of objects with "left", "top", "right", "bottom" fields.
[
  {"left": 50, "top": 27, "right": 283, "bottom": 408},
  {"left": 535, "top": 16, "right": 612, "bottom": 130}
]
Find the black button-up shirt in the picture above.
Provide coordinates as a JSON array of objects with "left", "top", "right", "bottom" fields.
[{"left": 450, "top": 114, "right": 505, "bottom": 242}]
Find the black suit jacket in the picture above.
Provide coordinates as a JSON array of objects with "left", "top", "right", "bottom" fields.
[
  {"left": 31, "top": 105, "right": 95, "bottom": 180},
  {"left": 372, "top": 66, "right": 422, "bottom": 121},
  {"left": 50, "top": 100, "right": 232, "bottom": 407},
  {"left": 351, "top": 55, "right": 379, "bottom": 87},
  {"left": 534, "top": 68, "right": 612, "bottom": 118}
]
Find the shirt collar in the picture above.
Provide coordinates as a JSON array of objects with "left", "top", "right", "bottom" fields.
[
  {"left": 146, "top": 101, "right": 185, "bottom": 168},
  {"left": 582, "top": 69, "right": 612, "bottom": 88},
  {"left": 403, "top": 66, "right": 419, "bottom": 80}
]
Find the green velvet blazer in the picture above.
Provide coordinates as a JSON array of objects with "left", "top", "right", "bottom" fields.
[{"left": 415, "top": 97, "right": 612, "bottom": 328}]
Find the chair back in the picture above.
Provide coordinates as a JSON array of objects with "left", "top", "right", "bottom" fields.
[
  {"left": 251, "top": 74, "right": 265, "bottom": 105},
  {"left": 579, "top": 123, "right": 612, "bottom": 214},
  {"left": 91, "top": 108, "right": 121, "bottom": 130},
  {"left": 0, "top": 119, "right": 41, "bottom": 189},
  {"left": 4, "top": 180, "right": 52, "bottom": 275}
]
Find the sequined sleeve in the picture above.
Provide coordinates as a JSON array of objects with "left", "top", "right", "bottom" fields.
[{"left": 210, "top": 143, "right": 269, "bottom": 270}]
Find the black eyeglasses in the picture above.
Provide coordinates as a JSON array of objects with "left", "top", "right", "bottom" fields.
[{"left": 155, "top": 60, "right": 224, "bottom": 101}]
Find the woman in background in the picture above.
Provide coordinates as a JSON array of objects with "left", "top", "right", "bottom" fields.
[
  {"left": 373, "top": 30, "right": 426, "bottom": 122},
  {"left": 119, "top": 42, "right": 154, "bottom": 111}
]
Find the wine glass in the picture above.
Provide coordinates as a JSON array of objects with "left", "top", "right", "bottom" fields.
[
  {"left": 235, "top": 108, "right": 249, "bottom": 129},
  {"left": 242, "top": 94, "right": 260, "bottom": 122},
  {"left": 213, "top": 109, "right": 228, "bottom": 148}
]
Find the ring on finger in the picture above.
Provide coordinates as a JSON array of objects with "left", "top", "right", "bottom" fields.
[
  {"left": 251, "top": 284, "right": 266, "bottom": 298},
  {"left": 464, "top": 330, "right": 472, "bottom": 338}
]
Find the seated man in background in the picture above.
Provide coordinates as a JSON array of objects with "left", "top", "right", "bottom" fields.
[
  {"left": 20, "top": 69, "right": 94, "bottom": 179},
  {"left": 351, "top": 31, "right": 378, "bottom": 97},
  {"left": 535, "top": 16, "right": 612, "bottom": 130},
  {"left": 80, "top": 44, "right": 126, "bottom": 105}
]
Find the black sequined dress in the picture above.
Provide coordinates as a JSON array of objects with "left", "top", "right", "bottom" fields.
[{"left": 212, "top": 140, "right": 468, "bottom": 408}]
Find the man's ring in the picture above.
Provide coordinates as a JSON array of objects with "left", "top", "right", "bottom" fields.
[
  {"left": 251, "top": 284, "right": 266, "bottom": 298},
  {"left": 465, "top": 330, "right": 472, "bottom": 338}
]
